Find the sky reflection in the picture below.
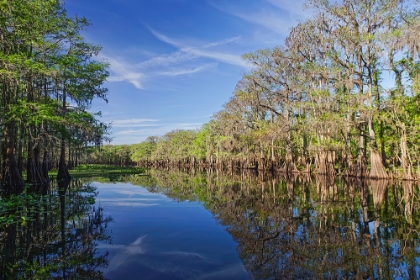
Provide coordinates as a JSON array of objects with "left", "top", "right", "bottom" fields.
[{"left": 93, "top": 181, "right": 249, "bottom": 280}]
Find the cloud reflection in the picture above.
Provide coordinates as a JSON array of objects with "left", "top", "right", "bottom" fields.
[
  {"left": 106, "top": 235, "right": 147, "bottom": 271},
  {"left": 104, "top": 202, "right": 159, "bottom": 207},
  {"left": 103, "top": 235, "right": 220, "bottom": 278}
]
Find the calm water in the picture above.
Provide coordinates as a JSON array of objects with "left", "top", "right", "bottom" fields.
[
  {"left": 94, "top": 181, "right": 248, "bottom": 279},
  {"left": 1, "top": 169, "right": 420, "bottom": 279}
]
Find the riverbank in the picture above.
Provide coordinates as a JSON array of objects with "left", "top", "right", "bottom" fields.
[{"left": 50, "top": 164, "right": 147, "bottom": 179}]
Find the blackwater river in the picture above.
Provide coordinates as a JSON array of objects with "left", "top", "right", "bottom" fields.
[{"left": 1, "top": 168, "right": 420, "bottom": 279}]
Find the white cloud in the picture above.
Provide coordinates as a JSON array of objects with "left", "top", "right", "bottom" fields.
[
  {"left": 184, "top": 47, "right": 246, "bottom": 67},
  {"left": 111, "top": 118, "right": 159, "bottom": 128},
  {"left": 148, "top": 28, "right": 247, "bottom": 67},
  {"left": 148, "top": 27, "right": 182, "bottom": 47},
  {"left": 229, "top": 9, "right": 294, "bottom": 35},
  {"left": 103, "top": 22, "right": 247, "bottom": 91},
  {"left": 202, "top": 36, "right": 241, "bottom": 48},
  {"left": 95, "top": 182, "right": 166, "bottom": 197},
  {"left": 163, "top": 251, "right": 207, "bottom": 260},
  {"left": 98, "top": 198, "right": 160, "bottom": 202},
  {"left": 104, "top": 31, "right": 242, "bottom": 90},
  {"left": 106, "top": 57, "right": 146, "bottom": 89},
  {"left": 105, "top": 235, "right": 147, "bottom": 272},
  {"left": 104, "top": 202, "right": 159, "bottom": 207},
  {"left": 101, "top": 235, "right": 228, "bottom": 277},
  {"left": 157, "top": 63, "right": 217, "bottom": 76},
  {"left": 137, "top": 50, "right": 198, "bottom": 69},
  {"left": 116, "top": 122, "right": 203, "bottom": 136},
  {"left": 265, "top": 0, "right": 312, "bottom": 18},
  {"left": 112, "top": 118, "right": 158, "bottom": 124},
  {"left": 113, "top": 123, "right": 159, "bottom": 128},
  {"left": 209, "top": 0, "right": 311, "bottom": 38}
]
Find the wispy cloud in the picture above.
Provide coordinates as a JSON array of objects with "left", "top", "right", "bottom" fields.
[
  {"left": 185, "top": 47, "right": 246, "bottom": 67},
  {"left": 98, "top": 198, "right": 160, "bottom": 202},
  {"left": 102, "top": 235, "right": 218, "bottom": 276},
  {"left": 105, "top": 235, "right": 147, "bottom": 272},
  {"left": 148, "top": 28, "right": 247, "bottom": 67},
  {"left": 202, "top": 36, "right": 241, "bottom": 48},
  {"left": 116, "top": 122, "right": 202, "bottom": 136},
  {"left": 157, "top": 63, "right": 217, "bottom": 76},
  {"left": 105, "top": 202, "right": 159, "bottom": 207},
  {"left": 265, "top": 0, "right": 312, "bottom": 18},
  {"left": 111, "top": 118, "right": 159, "bottom": 128},
  {"left": 106, "top": 1, "right": 308, "bottom": 90},
  {"left": 163, "top": 251, "right": 208, "bottom": 260},
  {"left": 148, "top": 27, "right": 181, "bottom": 47},
  {"left": 106, "top": 57, "right": 146, "bottom": 89},
  {"left": 209, "top": 0, "right": 310, "bottom": 37},
  {"left": 136, "top": 50, "right": 198, "bottom": 69},
  {"left": 95, "top": 182, "right": 166, "bottom": 198},
  {"left": 228, "top": 9, "right": 295, "bottom": 36},
  {"left": 105, "top": 29, "right": 245, "bottom": 90}
]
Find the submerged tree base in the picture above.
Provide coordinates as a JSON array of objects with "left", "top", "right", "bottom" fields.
[{"left": 135, "top": 158, "right": 419, "bottom": 181}]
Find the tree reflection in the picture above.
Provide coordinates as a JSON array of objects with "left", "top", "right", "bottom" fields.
[
  {"left": 128, "top": 169, "right": 420, "bottom": 279},
  {"left": 0, "top": 179, "right": 112, "bottom": 279}
]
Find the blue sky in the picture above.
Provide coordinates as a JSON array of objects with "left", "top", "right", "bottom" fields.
[{"left": 65, "top": 0, "right": 311, "bottom": 145}]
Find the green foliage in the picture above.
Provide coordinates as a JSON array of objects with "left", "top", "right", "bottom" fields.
[
  {"left": 0, "top": 194, "right": 55, "bottom": 229},
  {"left": 131, "top": 136, "right": 158, "bottom": 162},
  {"left": 0, "top": 0, "right": 110, "bottom": 192},
  {"left": 66, "top": 164, "right": 146, "bottom": 178},
  {"left": 192, "top": 124, "right": 210, "bottom": 159}
]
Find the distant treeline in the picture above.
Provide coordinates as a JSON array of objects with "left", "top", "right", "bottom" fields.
[
  {"left": 0, "top": 1, "right": 109, "bottom": 195},
  {"left": 97, "top": 0, "right": 420, "bottom": 180}
]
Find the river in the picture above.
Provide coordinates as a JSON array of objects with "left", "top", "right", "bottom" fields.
[{"left": 1, "top": 168, "right": 419, "bottom": 279}]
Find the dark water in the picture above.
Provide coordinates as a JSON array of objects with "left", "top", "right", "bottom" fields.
[{"left": 1, "top": 169, "right": 420, "bottom": 279}]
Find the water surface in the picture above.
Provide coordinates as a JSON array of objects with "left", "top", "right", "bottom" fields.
[
  {"left": 119, "top": 169, "right": 420, "bottom": 279},
  {"left": 1, "top": 169, "right": 420, "bottom": 279},
  {"left": 95, "top": 181, "right": 249, "bottom": 280}
]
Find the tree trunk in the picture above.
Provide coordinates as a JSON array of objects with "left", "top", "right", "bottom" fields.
[
  {"left": 42, "top": 150, "right": 50, "bottom": 191},
  {"left": 400, "top": 127, "right": 413, "bottom": 180},
  {"left": 17, "top": 123, "right": 24, "bottom": 176},
  {"left": 57, "top": 137, "right": 71, "bottom": 181},
  {"left": 2, "top": 123, "right": 24, "bottom": 195},
  {"left": 284, "top": 143, "right": 294, "bottom": 173},
  {"left": 315, "top": 149, "right": 335, "bottom": 176},
  {"left": 357, "top": 124, "right": 368, "bottom": 178},
  {"left": 368, "top": 118, "right": 388, "bottom": 179},
  {"left": 27, "top": 141, "right": 47, "bottom": 190},
  {"left": 345, "top": 112, "right": 355, "bottom": 176}
]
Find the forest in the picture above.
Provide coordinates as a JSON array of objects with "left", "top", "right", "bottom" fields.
[
  {"left": 94, "top": 0, "right": 420, "bottom": 180},
  {"left": 2, "top": 0, "right": 420, "bottom": 198},
  {"left": 0, "top": 0, "right": 109, "bottom": 195}
]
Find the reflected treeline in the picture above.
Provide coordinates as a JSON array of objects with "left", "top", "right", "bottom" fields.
[
  {"left": 126, "top": 169, "right": 420, "bottom": 279},
  {"left": 0, "top": 179, "right": 112, "bottom": 279}
]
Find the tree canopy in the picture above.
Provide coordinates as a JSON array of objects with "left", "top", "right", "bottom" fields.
[{"left": 0, "top": 0, "right": 109, "bottom": 194}]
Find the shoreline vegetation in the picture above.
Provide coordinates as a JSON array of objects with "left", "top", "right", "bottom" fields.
[
  {"left": 89, "top": 0, "right": 420, "bottom": 181},
  {"left": 61, "top": 164, "right": 146, "bottom": 179}
]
